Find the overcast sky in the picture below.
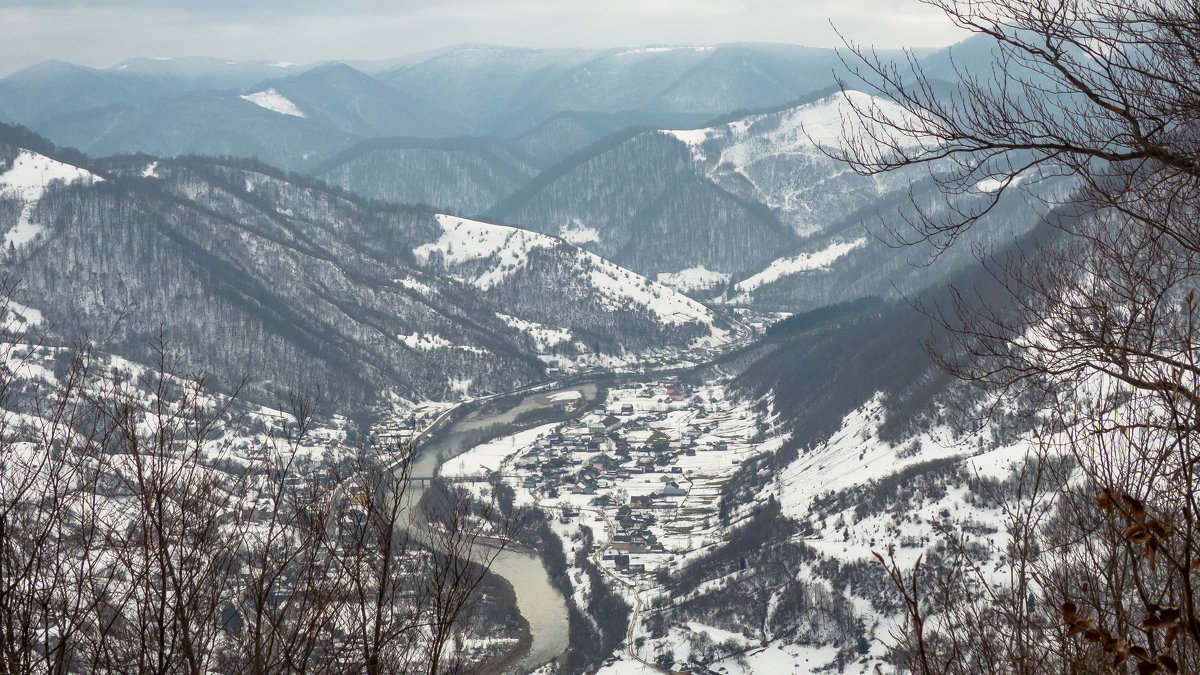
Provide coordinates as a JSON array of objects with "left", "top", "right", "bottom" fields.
[{"left": 0, "top": 0, "right": 967, "bottom": 76}]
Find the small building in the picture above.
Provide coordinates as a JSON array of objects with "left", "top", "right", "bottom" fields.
[{"left": 657, "top": 482, "right": 687, "bottom": 497}]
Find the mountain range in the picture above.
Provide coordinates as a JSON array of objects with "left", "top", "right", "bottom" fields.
[{"left": 0, "top": 127, "right": 731, "bottom": 408}]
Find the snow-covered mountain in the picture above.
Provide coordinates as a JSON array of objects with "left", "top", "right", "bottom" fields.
[
  {"left": 0, "top": 44, "right": 902, "bottom": 175},
  {"left": 488, "top": 126, "right": 799, "bottom": 281},
  {"left": 0, "top": 128, "right": 731, "bottom": 406},
  {"left": 495, "top": 90, "right": 1061, "bottom": 311}
]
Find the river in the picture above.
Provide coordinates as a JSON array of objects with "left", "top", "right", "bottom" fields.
[{"left": 400, "top": 383, "right": 600, "bottom": 672}]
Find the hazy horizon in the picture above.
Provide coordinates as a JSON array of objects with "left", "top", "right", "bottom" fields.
[{"left": 0, "top": 0, "right": 966, "bottom": 77}]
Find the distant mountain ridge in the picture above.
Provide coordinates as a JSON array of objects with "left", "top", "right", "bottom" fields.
[{"left": 0, "top": 43, "right": 892, "bottom": 171}]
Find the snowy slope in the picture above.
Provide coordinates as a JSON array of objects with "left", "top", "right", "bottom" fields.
[
  {"left": 416, "top": 215, "right": 727, "bottom": 337},
  {"left": 734, "top": 238, "right": 867, "bottom": 293},
  {"left": 0, "top": 149, "right": 101, "bottom": 247},
  {"left": 0, "top": 149, "right": 100, "bottom": 201},
  {"left": 239, "top": 88, "right": 306, "bottom": 117},
  {"left": 662, "top": 90, "right": 921, "bottom": 238},
  {"left": 3, "top": 146, "right": 737, "bottom": 404},
  {"left": 656, "top": 266, "right": 731, "bottom": 293},
  {"left": 655, "top": 91, "right": 1049, "bottom": 310}
]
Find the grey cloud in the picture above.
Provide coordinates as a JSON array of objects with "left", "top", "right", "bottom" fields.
[{"left": 0, "top": 0, "right": 966, "bottom": 76}]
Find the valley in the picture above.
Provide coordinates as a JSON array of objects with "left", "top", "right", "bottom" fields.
[{"left": 0, "top": 23, "right": 1174, "bottom": 675}]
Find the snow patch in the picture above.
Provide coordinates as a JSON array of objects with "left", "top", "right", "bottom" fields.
[
  {"left": 774, "top": 393, "right": 977, "bottom": 523},
  {"left": 142, "top": 161, "right": 159, "bottom": 178},
  {"left": 417, "top": 215, "right": 722, "bottom": 337},
  {"left": 559, "top": 219, "right": 599, "bottom": 245},
  {"left": 441, "top": 423, "right": 560, "bottom": 477},
  {"left": 398, "top": 332, "right": 452, "bottom": 351},
  {"left": 0, "top": 150, "right": 101, "bottom": 249},
  {"left": 660, "top": 127, "right": 715, "bottom": 162},
  {"left": 5, "top": 301, "right": 43, "bottom": 328},
  {"left": 615, "top": 46, "right": 712, "bottom": 56},
  {"left": 398, "top": 332, "right": 485, "bottom": 354},
  {"left": 734, "top": 238, "right": 867, "bottom": 293},
  {"left": 414, "top": 215, "right": 553, "bottom": 290},
  {"left": 496, "top": 313, "right": 571, "bottom": 350},
  {"left": 656, "top": 266, "right": 730, "bottom": 293},
  {"left": 0, "top": 150, "right": 100, "bottom": 202},
  {"left": 240, "top": 88, "right": 306, "bottom": 117},
  {"left": 448, "top": 378, "right": 472, "bottom": 397},
  {"left": 976, "top": 173, "right": 1026, "bottom": 193}
]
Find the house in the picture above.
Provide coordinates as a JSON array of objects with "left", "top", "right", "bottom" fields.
[
  {"left": 657, "top": 482, "right": 687, "bottom": 497},
  {"left": 589, "top": 454, "right": 620, "bottom": 471},
  {"left": 522, "top": 477, "right": 538, "bottom": 489},
  {"left": 630, "top": 494, "right": 658, "bottom": 507}
]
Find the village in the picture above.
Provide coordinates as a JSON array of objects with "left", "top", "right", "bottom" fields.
[{"left": 440, "top": 379, "right": 781, "bottom": 588}]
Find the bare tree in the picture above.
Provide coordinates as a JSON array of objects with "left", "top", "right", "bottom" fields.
[
  {"left": 0, "top": 319, "right": 512, "bottom": 674},
  {"left": 417, "top": 481, "right": 509, "bottom": 675},
  {"left": 829, "top": 1, "right": 1200, "bottom": 672}
]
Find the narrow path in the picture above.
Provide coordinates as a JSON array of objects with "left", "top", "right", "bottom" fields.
[{"left": 574, "top": 502, "right": 669, "bottom": 674}]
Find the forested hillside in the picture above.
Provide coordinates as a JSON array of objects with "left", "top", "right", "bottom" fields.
[{"left": 0, "top": 128, "right": 729, "bottom": 408}]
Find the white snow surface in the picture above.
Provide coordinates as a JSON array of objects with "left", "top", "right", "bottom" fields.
[
  {"left": 976, "top": 173, "right": 1026, "bottom": 193},
  {"left": 558, "top": 219, "right": 600, "bottom": 245},
  {"left": 615, "top": 46, "right": 713, "bottom": 56},
  {"left": 239, "top": 88, "right": 306, "bottom": 117},
  {"left": 5, "top": 301, "right": 43, "bottom": 328},
  {"left": 441, "top": 423, "right": 561, "bottom": 477},
  {"left": 0, "top": 150, "right": 101, "bottom": 248},
  {"left": 735, "top": 238, "right": 867, "bottom": 293},
  {"left": 0, "top": 150, "right": 100, "bottom": 202},
  {"left": 415, "top": 215, "right": 552, "bottom": 290},
  {"left": 659, "top": 128, "right": 715, "bottom": 161},
  {"left": 723, "top": 90, "right": 922, "bottom": 160},
  {"left": 656, "top": 266, "right": 730, "bottom": 293},
  {"left": 775, "top": 393, "right": 976, "bottom": 522},
  {"left": 397, "top": 332, "right": 452, "bottom": 351}
]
